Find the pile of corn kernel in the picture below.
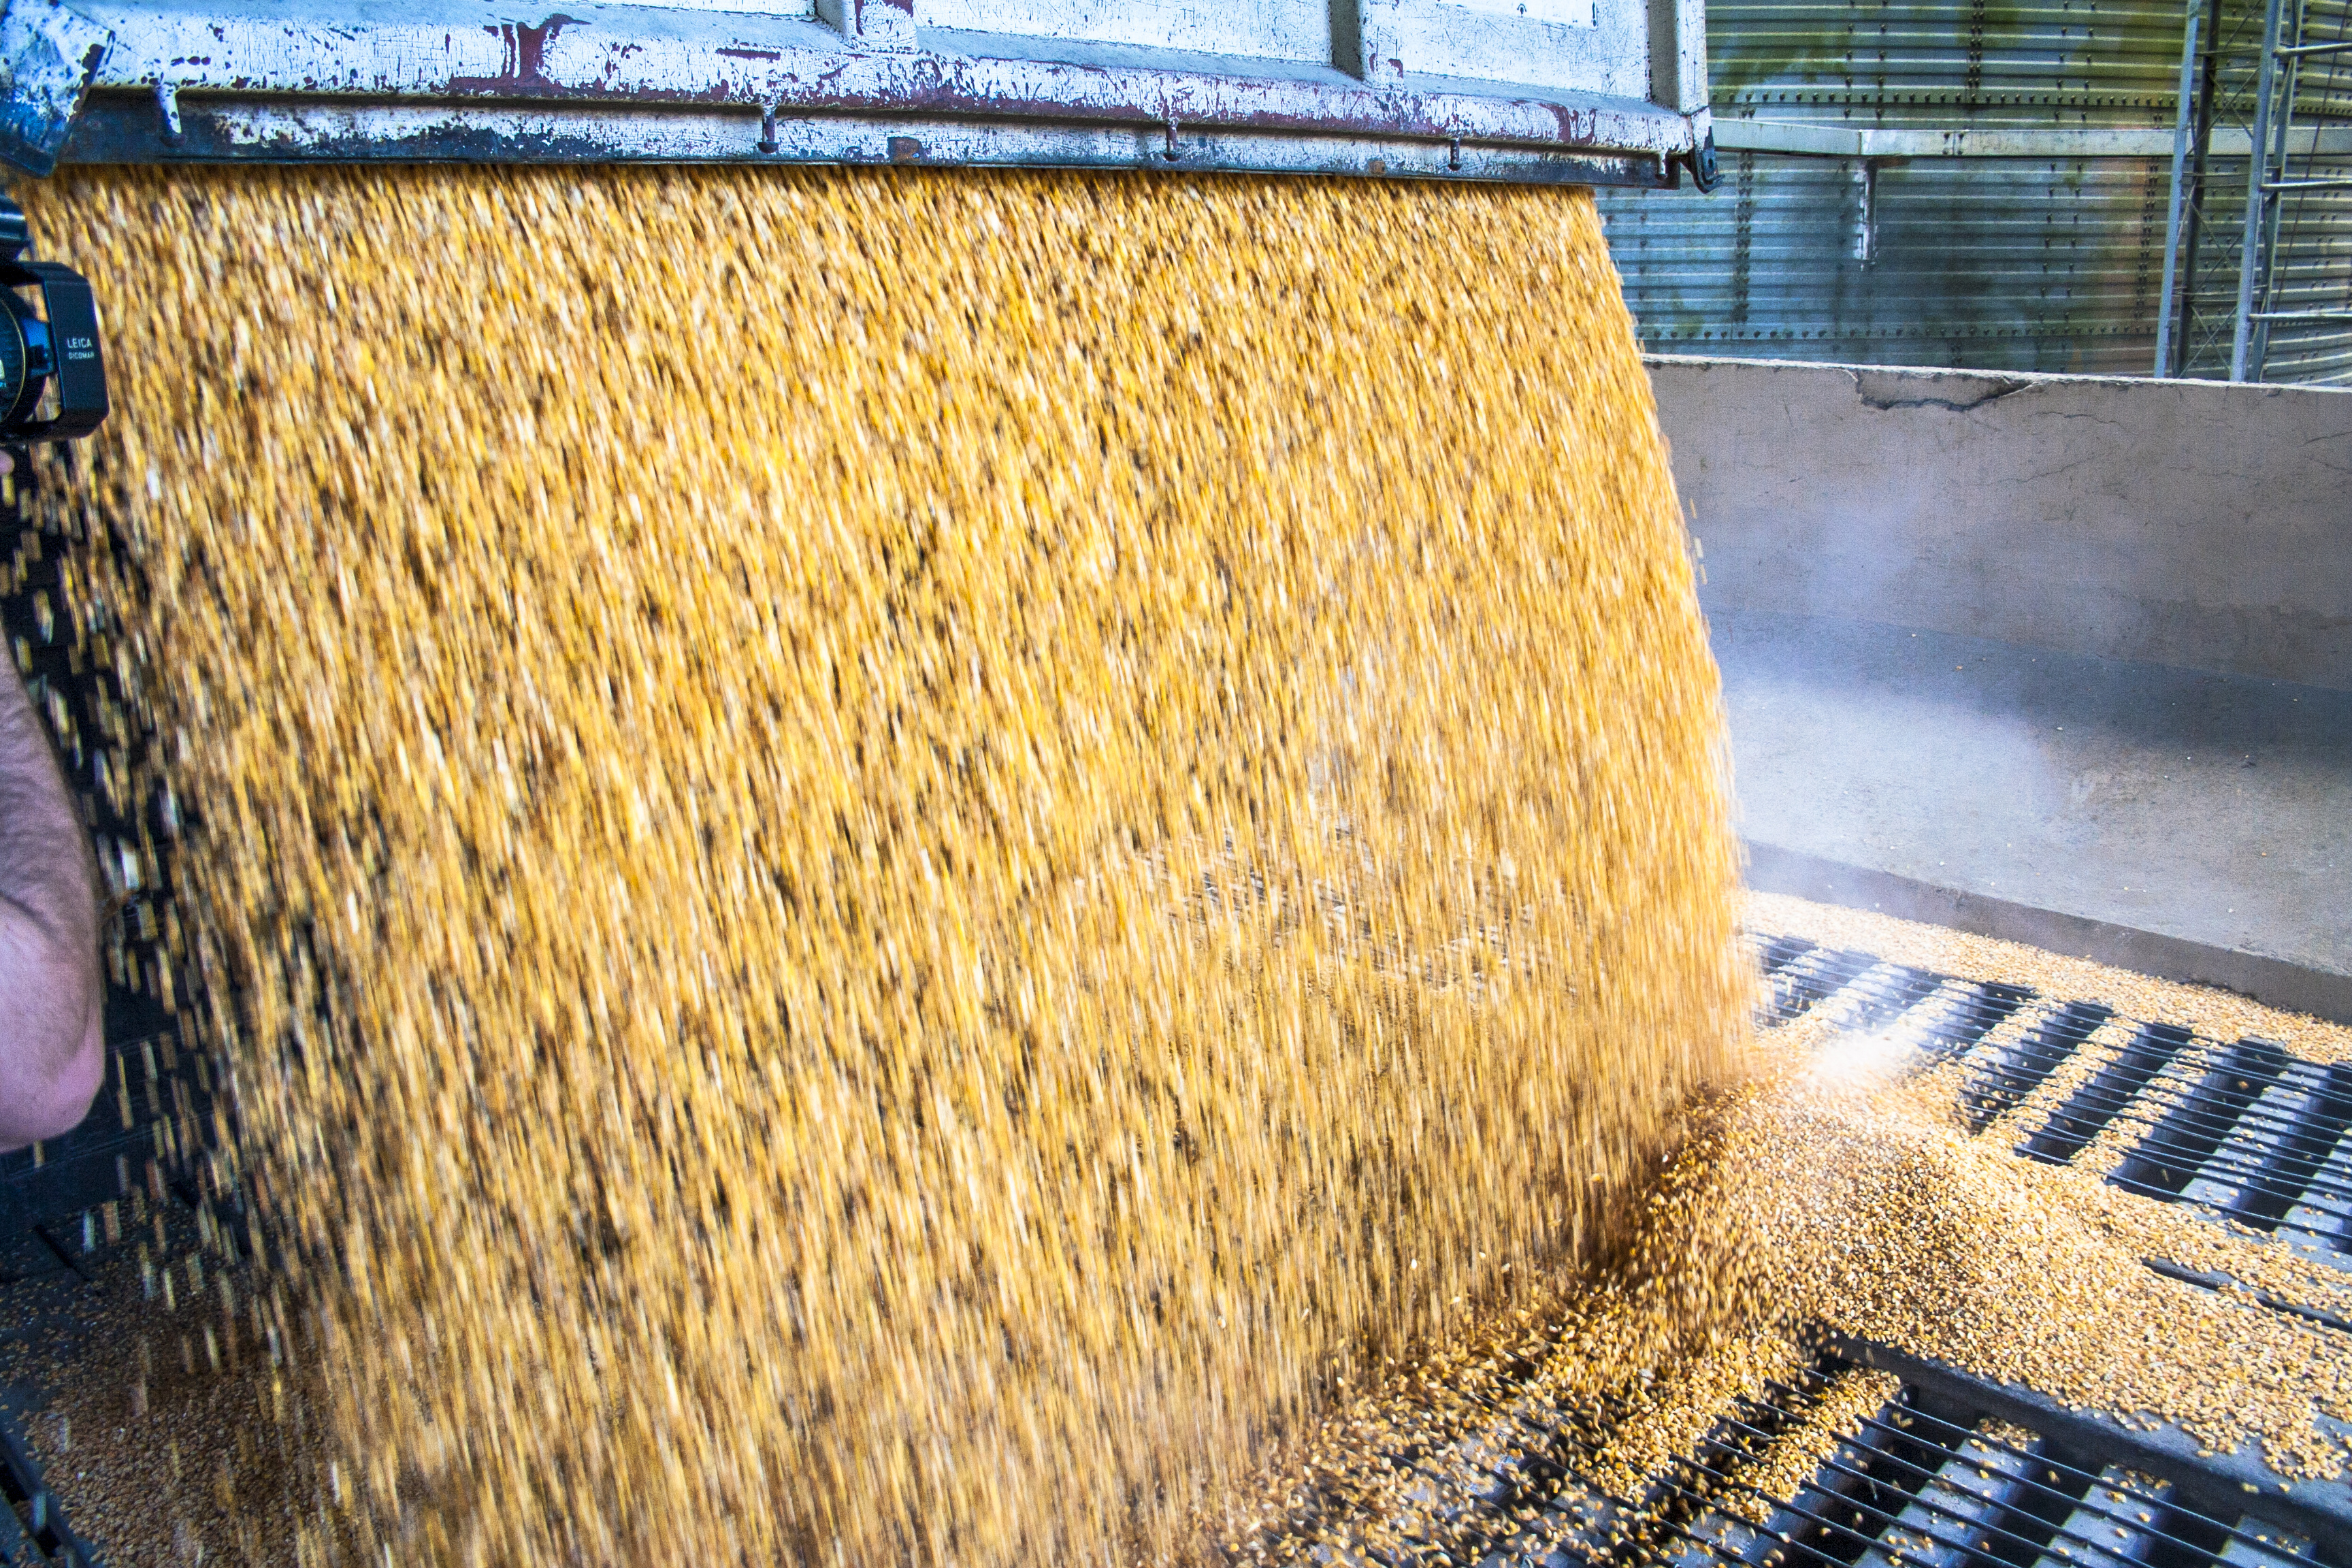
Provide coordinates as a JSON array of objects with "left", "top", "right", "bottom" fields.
[
  {"left": 1223, "top": 898, "right": 2352, "bottom": 1565},
  {"left": 18, "top": 165, "right": 1745, "bottom": 1565}
]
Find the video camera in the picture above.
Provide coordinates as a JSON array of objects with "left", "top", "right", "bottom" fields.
[{"left": 0, "top": 193, "right": 103, "bottom": 442}]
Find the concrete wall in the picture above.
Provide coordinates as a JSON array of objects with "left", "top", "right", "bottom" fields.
[{"left": 1648, "top": 357, "right": 2352, "bottom": 690}]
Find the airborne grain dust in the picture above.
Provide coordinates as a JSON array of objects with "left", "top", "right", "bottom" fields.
[{"left": 17, "top": 166, "right": 1747, "bottom": 1564}]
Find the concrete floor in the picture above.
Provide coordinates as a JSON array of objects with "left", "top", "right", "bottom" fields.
[{"left": 1713, "top": 608, "right": 2352, "bottom": 987}]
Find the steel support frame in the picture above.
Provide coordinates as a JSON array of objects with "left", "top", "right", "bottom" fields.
[
  {"left": 2154, "top": 0, "right": 2202, "bottom": 377},
  {"left": 2232, "top": 0, "right": 2290, "bottom": 380},
  {"left": 2169, "top": 0, "right": 2227, "bottom": 378}
]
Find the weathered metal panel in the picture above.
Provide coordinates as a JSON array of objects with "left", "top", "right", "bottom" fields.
[
  {"left": 0, "top": 0, "right": 110, "bottom": 173},
  {"left": 919, "top": 1, "right": 1336, "bottom": 64},
  {"left": 0, "top": 0, "right": 1714, "bottom": 178},
  {"left": 1386, "top": 1, "right": 1644, "bottom": 96}
]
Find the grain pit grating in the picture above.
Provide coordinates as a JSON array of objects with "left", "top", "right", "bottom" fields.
[
  {"left": 1746, "top": 935, "right": 2352, "bottom": 1271},
  {"left": 1245, "top": 1339, "right": 2352, "bottom": 1567},
  {"left": 0, "top": 1408, "right": 99, "bottom": 1567},
  {"left": 1628, "top": 1341, "right": 2352, "bottom": 1568},
  {"left": 1756, "top": 936, "right": 2032, "bottom": 1061}
]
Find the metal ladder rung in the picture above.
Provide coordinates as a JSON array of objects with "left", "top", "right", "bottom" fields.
[{"left": 2220, "top": 0, "right": 2349, "bottom": 382}]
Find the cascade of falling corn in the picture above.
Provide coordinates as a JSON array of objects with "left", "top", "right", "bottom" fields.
[{"left": 20, "top": 165, "right": 1746, "bottom": 1565}]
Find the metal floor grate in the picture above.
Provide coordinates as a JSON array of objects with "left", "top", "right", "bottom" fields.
[
  {"left": 1247, "top": 1333, "right": 2352, "bottom": 1568},
  {"left": 1744, "top": 935, "right": 2352, "bottom": 1271},
  {"left": 1958, "top": 1001, "right": 2116, "bottom": 1134},
  {"left": 2018, "top": 1022, "right": 2196, "bottom": 1167},
  {"left": 0, "top": 1412, "right": 97, "bottom": 1568},
  {"left": 1636, "top": 1343, "right": 2351, "bottom": 1568},
  {"left": 1752, "top": 938, "right": 2032, "bottom": 1065}
]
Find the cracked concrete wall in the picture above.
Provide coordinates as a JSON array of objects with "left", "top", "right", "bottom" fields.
[{"left": 1648, "top": 356, "right": 2352, "bottom": 689}]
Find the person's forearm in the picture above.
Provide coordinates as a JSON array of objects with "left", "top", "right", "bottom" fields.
[{"left": 0, "top": 655, "right": 103, "bottom": 1147}]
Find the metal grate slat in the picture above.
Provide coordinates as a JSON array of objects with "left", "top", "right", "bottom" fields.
[
  {"left": 1632, "top": 1350, "right": 2352, "bottom": 1568},
  {"left": 1747, "top": 931, "right": 2352, "bottom": 1270},
  {"left": 2113, "top": 1039, "right": 2291, "bottom": 1201},
  {"left": 2021, "top": 1022, "right": 2197, "bottom": 1165},
  {"left": 0, "top": 1413, "right": 99, "bottom": 1567},
  {"left": 2215, "top": 1062, "right": 2352, "bottom": 1232},
  {"left": 1960, "top": 1002, "right": 2118, "bottom": 1132},
  {"left": 1767, "top": 948, "right": 1889, "bottom": 1027}
]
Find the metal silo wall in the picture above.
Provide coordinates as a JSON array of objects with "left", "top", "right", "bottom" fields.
[
  {"left": 1599, "top": 0, "right": 2352, "bottom": 380},
  {"left": 1603, "top": 152, "right": 2172, "bottom": 370},
  {"left": 1702, "top": 0, "right": 2185, "bottom": 126}
]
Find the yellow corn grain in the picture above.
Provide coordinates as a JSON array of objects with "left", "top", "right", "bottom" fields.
[{"left": 23, "top": 163, "right": 1744, "bottom": 1565}]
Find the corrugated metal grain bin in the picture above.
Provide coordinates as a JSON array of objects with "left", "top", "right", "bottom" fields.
[{"left": 1598, "top": 0, "right": 2352, "bottom": 382}]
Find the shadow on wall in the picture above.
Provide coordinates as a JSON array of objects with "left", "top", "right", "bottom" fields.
[{"left": 1651, "top": 357, "right": 2352, "bottom": 692}]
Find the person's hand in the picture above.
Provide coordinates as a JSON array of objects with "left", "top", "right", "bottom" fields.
[{"left": 1, "top": 451, "right": 14, "bottom": 476}]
